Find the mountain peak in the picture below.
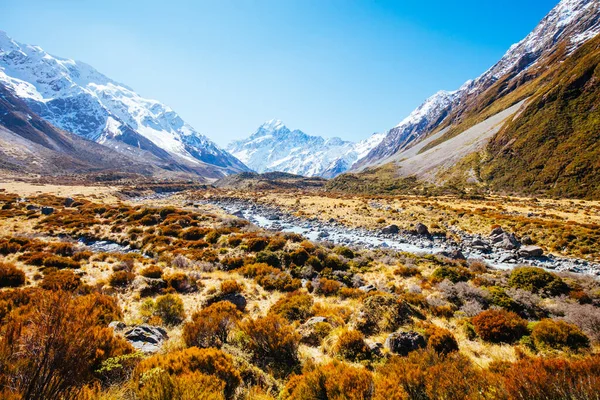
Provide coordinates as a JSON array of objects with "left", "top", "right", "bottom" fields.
[{"left": 260, "top": 119, "right": 286, "bottom": 131}]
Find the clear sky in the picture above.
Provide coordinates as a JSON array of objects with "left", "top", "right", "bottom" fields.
[{"left": 0, "top": 0, "right": 559, "bottom": 146}]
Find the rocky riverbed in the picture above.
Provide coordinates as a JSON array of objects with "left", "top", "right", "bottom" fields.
[{"left": 203, "top": 197, "right": 600, "bottom": 276}]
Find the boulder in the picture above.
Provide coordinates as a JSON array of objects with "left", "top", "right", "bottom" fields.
[
  {"left": 415, "top": 223, "right": 429, "bottom": 236},
  {"left": 124, "top": 325, "right": 168, "bottom": 353},
  {"left": 490, "top": 228, "right": 520, "bottom": 250},
  {"left": 518, "top": 245, "right": 544, "bottom": 258},
  {"left": 218, "top": 293, "right": 247, "bottom": 311},
  {"left": 26, "top": 204, "right": 39, "bottom": 211},
  {"left": 437, "top": 249, "right": 466, "bottom": 260},
  {"left": 359, "top": 284, "right": 377, "bottom": 293},
  {"left": 385, "top": 331, "right": 426, "bottom": 356},
  {"left": 64, "top": 197, "right": 75, "bottom": 207},
  {"left": 381, "top": 224, "right": 399, "bottom": 235},
  {"left": 41, "top": 206, "right": 54, "bottom": 216}
]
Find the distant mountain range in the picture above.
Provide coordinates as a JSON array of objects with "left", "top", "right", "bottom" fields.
[
  {"left": 227, "top": 120, "right": 384, "bottom": 178},
  {"left": 335, "top": 0, "right": 600, "bottom": 198},
  {"left": 0, "top": 31, "right": 249, "bottom": 179}
]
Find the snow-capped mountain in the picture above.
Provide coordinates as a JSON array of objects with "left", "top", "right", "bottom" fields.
[
  {"left": 227, "top": 120, "right": 384, "bottom": 178},
  {"left": 355, "top": 0, "right": 600, "bottom": 169},
  {"left": 0, "top": 30, "right": 248, "bottom": 177}
]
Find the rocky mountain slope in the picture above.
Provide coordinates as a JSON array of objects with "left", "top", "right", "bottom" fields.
[
  {"left": 346, "top": 0, "right": 600, "bottom": 198},
  {"left": 0, "top": 31, "right": 249, "bottom": 178},
  {"left": 0, "top": 82, "right": 220, "bottom": 180},
  {"left": 227, "top": 119, "right": 384, "bottom": 178}
]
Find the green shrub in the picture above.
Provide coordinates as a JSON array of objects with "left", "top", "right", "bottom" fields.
[
  {"left": 508, "top": 267, "right": 569, "bottom": 296},
  {"left": 472, "top": 309, "right": 527, "bottom": 343},
  {"left": 154, "top": 294, "right": 186, "bottom": 326},
  {"left": 255, "top": 251, "right": 281, "bottom": 268},
  {"left": 431, "top": 266, "right": 472, "bottom": 283},
  {"left": 531, "top": 319, "right": 590, "bottom": 351}
]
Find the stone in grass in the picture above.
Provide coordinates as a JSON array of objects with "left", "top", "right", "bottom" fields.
[
  {"left": 124, "top": 324, "right": 168, "bottom": 353},
  {"left": 385, "top": 331, "right": 426, "bottom": 356},
  {"left": 415, "top": 223, "right": 429, "bottom": 236}
]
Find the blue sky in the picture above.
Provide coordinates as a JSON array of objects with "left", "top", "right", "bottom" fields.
[{"left": 0, "top": 0, "right": 558, "bottom": 146}]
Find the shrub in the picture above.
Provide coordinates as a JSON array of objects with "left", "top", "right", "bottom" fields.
[
  {"left": 355, "top": 293, "right": 410, "bottom": 335},
  {"left": 140, "top": 265, "right": 163, "bottom": 279},
  {"left": 266, "top": 237, "right": 286, "bottom": 251},
  {"left": 39, "top": 270, "right": 86, "bottom": 292},
  {"left": 183, "top": 301, "right": 242, "bottom": 349},
  {"left": 282, "top": 361, "right": 373, "bottom": 400},
  {"left": 165, "top": 272, "right": 195, "bottom": 293},
  {"left": 227, "top": 235, "right": 242, "bottom": 247},
  {"left": 314, "top": 278, "right": 342, "bottom": 296},
  {"left": 239, "top": 314, "right": 300, "bottom": 376},
  {"left": 0, "top": 262, "right": 26, "bottom": 288},
  {"left": 334, "top": 329, "right": 371, "bottom": 362},
  {"left": 220, "top": 280, "right": 242, "bottom": 295},
  {"left": 255, "top": 250, "right": 281, "bottom": 268},
  {"left": 47, "top": 242, "right": 75, "bottom": 257},
  {"left": 500, "top": 355, "right": 600, "bottom": 400},
  {"left": 135, "top": 347, "right": 240, "bottom": 399},
  {"left": 205, "top": 230, "right": 221, "bottom": 244},
  {"left": 180, "top": 227, "right": 209, "bottom": 241},
  {"left": 0, "top": 240, "right": 20, "bottom": 255},
  {"left": 486, "top": 286, "right": 521, "bottom": 313},
  {"left": 109, "top": 270, "right": 135, "bottom": 288},
  {"left": 0, "top": 291, "right": 132, "bottom": 399},
  {"left": 289, "top": 248, "right": 309, "bottom": 266},
  {"left": 239, "top": 263, "right": 301, "bottom": 292},
  {"left": 269, "top": 291, "right": 313, "bottom": 322},
  {"left": 247, "top": 237, "right": 269, "bottom": 252},
  {"left": 508, "top": 267, "right": 569, "bottom": 297},
  {"left": 220, "top": 256, "right": 244, "bottom": 270},
  {"left": 425, "top": 326, "right": 459, "bottom": 355},
  {"left": 531, "top": 319, "right": 590, "bottom": 351},
  {"left": 375, "top": 350, "right": 496, "bottom": 400},
  {"left": 334, "top": 246, "right": 355, "bottom": 259},
  {"left": 42, "top": 255, "right": 80, "bottom": 270},
  {"left": 472, "top": 309, "right": 527, "bottom": 343},
  {"left": 136, "top": 370, "right": 225, "bottom": 400},
  {"left": 154, "top": 294, "right": 186, "bottom": 326},
  {"left": 431, "top": 266, "right": 472, "bottom": 283}
]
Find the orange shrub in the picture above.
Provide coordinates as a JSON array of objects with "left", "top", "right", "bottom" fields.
[
  {"left": 42, "top": 255, "right": 80, "bottom": 270},
  {"left": 140, "top": 265, "right": 163, "bottom": 279},
  {"left": 0, "top": 291, "right": 132, "bottom": 399},
  {"left": 315, "top": 278, "right": 342, "bottom": 296},
  {"left": 334, "top": 329, "right": 371, "bottom": 362},
  {"left": 135, "top": 347, "right": 240, "bottom": 399},
  {"left": 269, "top": 291, "right": 314, "bottom": 322},
  {"left": 246, "top": 237, "right": 269, "bottom": 252},
  {"left": 239, "top": 263, "right": 301, "bottom": 292},
  {"left": 183, "top": 301, "right": 242, "bottom": 349},
  {"left": 425, "top": 326, "right": 459, "bottom": 355},
  {"left": 220, "top": 280, "right": 243, "bottom": 295},
  {"left": 239, "top": 314, "right": 300, "bottom": 376},
  {"left": 0, "top": 262, "right": 26, "bottom": 288},
  {"left": 39, "top": 270, "right": 86, "bottom": 292},
  {"left": 472, "top": 309, "right": 527, "bottom": 343},
  {"left": 109, "top": 270, "right": 135, "bottom": 288},
  {"left": 282, "top": 361, "right": 373, "bottom": 400}
]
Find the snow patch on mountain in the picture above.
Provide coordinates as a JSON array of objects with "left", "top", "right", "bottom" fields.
[
  {"left": 0, "top": 30, "right": 247, "bottom": 173},
  {"left": 227, "top": 120, "right": 384, "bottom": 178}
]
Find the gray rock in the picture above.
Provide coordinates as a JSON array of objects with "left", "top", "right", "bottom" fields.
[
  {"left": 381, "top": 224, "right": 399, "bottom": 235},
  {"left": 490, "top": 228, "right": 520, "bottom": 250},
  {"left": 26, "top": 204, "right": 39, "bottom": 211},
  {"left": 124, "top": 324, "right": 168, "bottom": 353},
  {"left": 231, "top": 210, "right": 245, "bottom": 219},
  {"left": 64, "top": 197, "right": 75, "bottom": 207},
  {"left": 359, "top": 284, "right": 377, "bottom": 293},
  {"left": 385, "top": 331, "right": 426, "bottom": 355},
  {"left": 41, "top": 206, "right": 54, "bottom": 215},
  {"left": 518, "top": 245, "right": 544, "bottom": 258},
  {"left": 218, "top": 293, "right": 247, "bottom": 311},
  {"left": 437, "top": 249, "right": 466, "bottom": 260},
  {"left": 415, "top": 223, "right": 429, "bottom": 236}
]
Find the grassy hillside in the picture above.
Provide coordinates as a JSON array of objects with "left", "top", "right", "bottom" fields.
[{"left": 481, "top": 35, "right": 600, "bottom": 198}]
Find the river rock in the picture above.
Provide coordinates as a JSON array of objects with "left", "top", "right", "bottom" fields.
[
  {"left": 490, "top": 228, "right": 520, "bottom": 250},
  {"left": 124, "top": 325, "right": 168, "bottom": 353},
  {"left": 41, "top": 206, "right": 54, "bottom": 215},
  {"left": 381, "top": 224, "right": 399, "bottom": 235},
  {"left": 231, "top": 210, "right": 245, "bottom": 219},
  {"left": 437, "top": 249, "right": 466, "bottom": 260},
  {"left": 385, "top": 331, "right": 426, "bottom": 355},
  {"left": 518, "top": 245, "right": 544, "bottom": 258},
  {"left": 415, "top": 223, "right": 429, "bottom": 236}
]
